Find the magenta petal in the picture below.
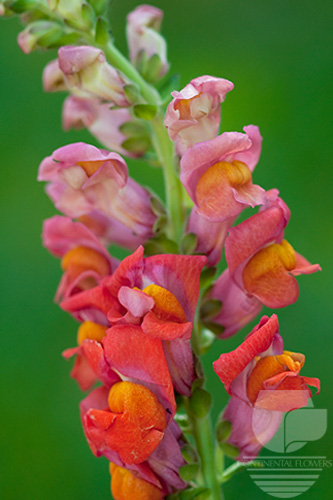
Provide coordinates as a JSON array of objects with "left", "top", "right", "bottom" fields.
[
  {"left": 162, "top": 339, "right": 194, "bottom": 396},
  {"left": 233, "top": 125, "right": 263, "bottom": 171},
  {"left": 148, "top": 422, "right": 187, "bottom": 493},
  {"left": 210, "top": 269, "right": 263, "bottom": 338},
  {"left": 43, "top": 215, "right": 113, "bottom": 262},
  {"left": 223, "top": 396, "right": 283, "bottom": 461},
  {"left": 231, "top": 183, "right": 266, "bottom": 208},
  {"left": 118, "top": 286, "right": 154, "bottom": 317},
  {"left": 187, "top": 210, "right": 230, "bottom": 266}
]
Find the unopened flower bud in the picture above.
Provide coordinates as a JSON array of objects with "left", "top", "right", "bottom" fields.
[
  {"left": 127, "top": 5, "right": 169, "bottom": 82},
  {"left": 17, "top": 21, "right": 63, "bottom": 54}
]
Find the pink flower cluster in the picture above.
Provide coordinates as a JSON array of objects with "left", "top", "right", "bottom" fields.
[{"left": 29, "top": 4, "right": 321, "bottom": 497}]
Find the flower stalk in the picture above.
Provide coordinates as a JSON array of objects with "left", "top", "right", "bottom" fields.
[{"left": 1, "top": 2, "right": 322, "bottom": 499}]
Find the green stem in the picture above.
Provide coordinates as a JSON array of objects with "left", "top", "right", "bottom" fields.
[
  {"left": 101, "top": 42, "right": 160, "bottom": 105},
  {"left": 191, "top": 411, "right": 224, "bottom": 500},
  {"left": 150, "top": 115, "right": 184, "bottom": 241},
  {"left": 100, "top": 41, "right": 184, "bottom": 242}
]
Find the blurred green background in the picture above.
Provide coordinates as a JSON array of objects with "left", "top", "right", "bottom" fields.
[{"left": 0, "top": 1, "right": 332, "bottom": 499}]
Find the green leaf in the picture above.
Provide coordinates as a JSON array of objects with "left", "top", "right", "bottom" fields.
[
  {"left": 153, "top": 215, "right": 167, "bottom": 233},
  {"left": 189, "top": 388, "right": 212, "bottom": 419},
  {"left": 123, "top": 83, "right": 140, "bottom": 105},
  {"left": 174, "top": 413, "right": 191, "bottom": 432},
  {"left": 216, "top": 420, "right": 232, "bottom": 444},
  {"left": 181, "top": 444, "right": 198, "bottom": 463},
  {"left": 144, "top": 53, "right": 163, "bottom": 82},
  {"left": 7, "top": 0, "right": 37, "bottom": 13},
  {"left": 181, "top": 487, "right": 212, "bottom": 500},
  {"left": 88, "top": 0, "right": 107, "bottom": 16},
  {"left": 133, "top": 104, "right": 158, "bottom": 120},
  {"left": 219, "top": 442, "right": 239, "bottom": 459},
  {"left": 199, "top": 298, "right": 222, "bottom": 320},
  {"left": 81, "top": 3, "right": 95, "bottom": 30},
  {"left": 135, "top": 49, "right": 149, "bottom": 75},
  {"left": 150, "top": 196, "right": 166, "bottom": 216},
  {"left": 144, "top": 235, "right": 179, "bottom": 256},
  {"left": 200, "top": 266, "right": 217, "bottom": 289},
  {"left": 121, "top": 137, "right": 150, "bottom": 154},
  {"left": 202, "top": 320, "right": 224, "bottom": 336},
  {"left": 119, "top": 121, "right": 147, "bottom": 138},
  {"left": 179, "top": 463, "right": 199, "bottom": 482},
  {"left": 199, "top": 328, "right": 216, "bottom": 355},
  {"left": 180, "top": 232, "right": 198, "bottom": 255},
  {"left": 95, "top": 17, "right": 110, "bottom": 45}
]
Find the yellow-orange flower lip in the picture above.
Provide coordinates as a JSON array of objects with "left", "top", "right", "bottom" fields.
[{"left": 247, "top": 350, "right": 305, "bottom": 404}]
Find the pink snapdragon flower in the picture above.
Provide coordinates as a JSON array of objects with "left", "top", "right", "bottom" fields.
[
  {"left": 206, "top": 269, "right": 262, "bottom": 338},
  {"left": 225, "top": 190, "right": 321, "bottom": 308},
  {"left": 213, "top": 315, "right": 320, "bottom": 460},
  {"left": 56, "top": 46, "right": 131, "bottom": 106},
  {"left": 61, "top": 246, "right": 207, "bottom": 395},
  {"left": 127, "top": 5, "right": 168, "bottom": 80},
  {"left": 62, "top": 96, "right": 149, "bottom": 157},
  {"left": 180, "top": 125, "right": 266, "bottom": 222},
  {"left": 43, "top": 215, "right": 118, "bottom": 301},
  {"left": 38, "top": 142, "right": 157, "bottom": 246},
  {"left": 164, "top": 75, "right": 234, "bottom": 155}
]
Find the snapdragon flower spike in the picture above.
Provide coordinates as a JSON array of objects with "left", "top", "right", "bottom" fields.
[
  {"left": 164, "top": 75, "right": 234, "bottom": 156},
  {"left": 57, "top": 46, "right": 131, "bottom": 107},
  {"left": 180, "top": 125, "right": 266, "bottom": 222},
  {"left": 213, "top": 315, "right": 320, "bottom": 460},
  {"left": 62, "top": 96, "right": 149, "bottom": 158},
  {"left": 127, "top": 5, "right": 169, "bottom": 81},
  {"left": 42, "top": 215, "right": 118, "bottom": 301},
  {"left": 225, "top": 190, "right": 321, "bottom": 308},
  {"left": 81, "top": 381, "right": 167, "bottom": 465},
  {"left": 206, "top": 269, "right": 263, "bottom": 338},
  {"left": 38, "top": 142, "right": 157, "bottom": 246},
  {"left": 61, "top": 246, "right": 207, "bottom": 395}
]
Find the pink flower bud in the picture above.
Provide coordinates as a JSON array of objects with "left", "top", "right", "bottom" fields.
[{"left": 127, "top": 5, "right": 168, "bottom": 80}]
